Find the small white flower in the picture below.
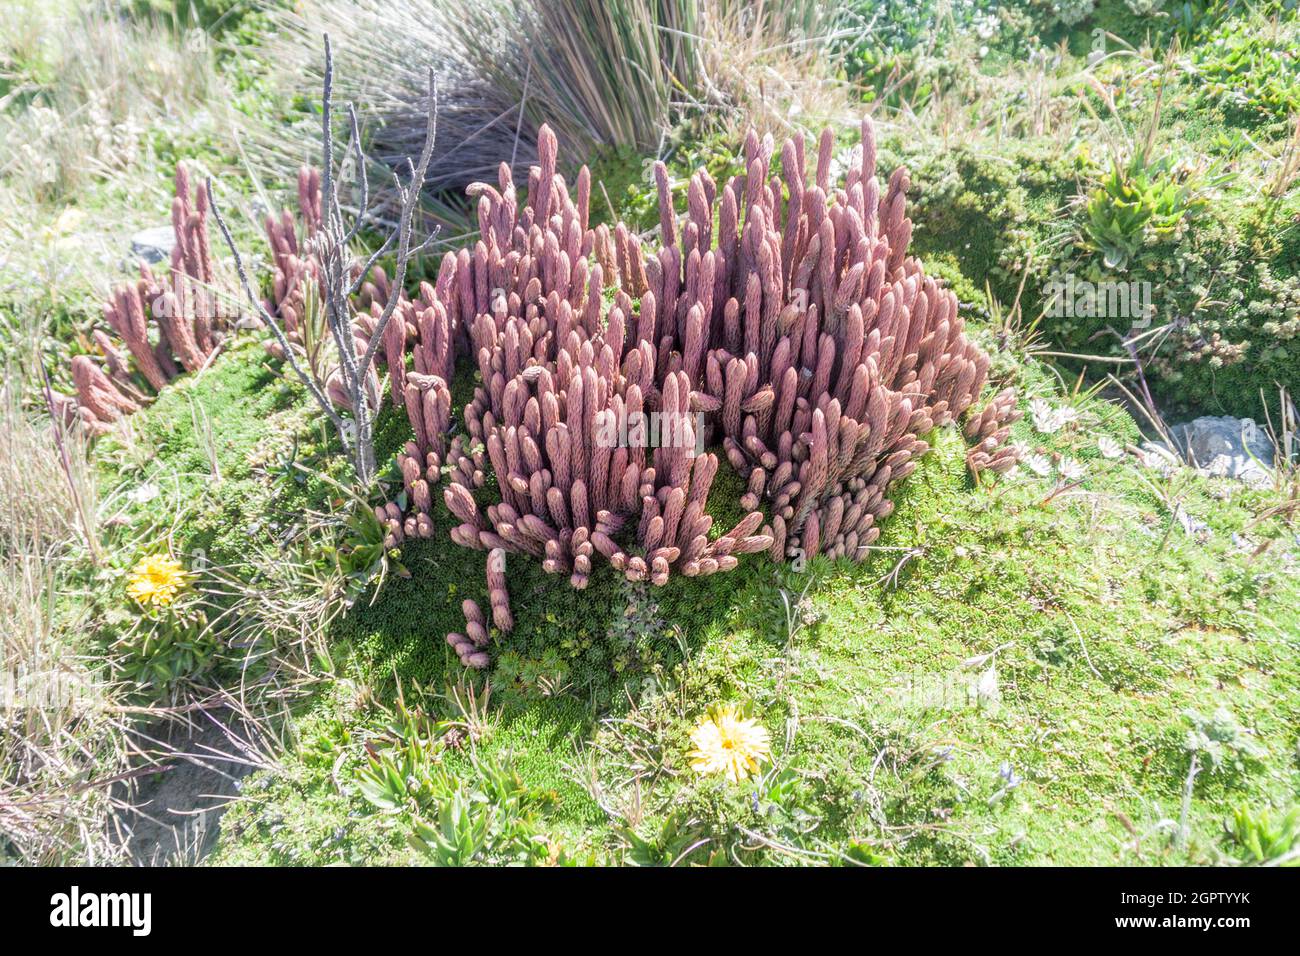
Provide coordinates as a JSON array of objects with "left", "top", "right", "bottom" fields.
[
  {"left": 1137, "top": 443, "right": 1179, "bottom": 476},
  {"left": 1029, "top": 398, "right": 1055, "bottom": 433},
  {"left": 128, "top": 482, "right": 161, "bottom": 505},
  {"left": 1096, "top": 434, "right": 1123, "bottom": 459},
  {"left": 1029, "top": 399, "right": 1079, "bottom": 435},
  {"left": 1025, "top": 453, "right": 1053, "bottom": 477},
  {"left": 1059, "top": 458, "right": 1085, "bottom": 481}
]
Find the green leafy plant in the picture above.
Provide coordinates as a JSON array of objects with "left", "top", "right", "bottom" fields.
[
  {"left": 1225, "top": 803, "right": 1300, "bottom": 864},
  {"left": 408, "top": 789, "right": 493, "bottom": 865},
  {"left": 753, "top": 767, "right": 820, "bottom": 840},
  {"left": 336, "top": 498, "right": 407, "bottom": 598},
  {"left": 354, "top": 698, "right": 446, "bottom": 814},
  {"left": 1081, "top": 152, "right": 1215, "bottom": 269},
  {"left": 351, "top": 691, "right": 557, "bottom": 864},
  {"left": 408, "top": 754, "right": 556, "bottom": 868},
  {"left": 618, "top": 810, "right": 712, "bottom": 866},
  {"left": 1194, "top": 14, "right": 1300, "bottom": 123},
  {"left": 494, "top": 648, "right": 572, "bottom": 702},
  {"left": 306, "top": 481, "right": 410, "bottom": 609},
  {"left": 406, "top": 752, "right": 556, "bottom": 865},
  {"left": 1041, "top": 139, "right": 1296, "bottom": 416},
  {"left": 109, "top": 604, "right": 221, "bottom": 692}
]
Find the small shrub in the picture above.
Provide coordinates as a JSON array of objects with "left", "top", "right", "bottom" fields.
[{"left": 1183, "top": 705, "right": 1265, "bottom": 774}]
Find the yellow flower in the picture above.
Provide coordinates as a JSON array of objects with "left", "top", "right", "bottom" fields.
[
  {"left": 688, "top": 705, "right": 771, "bottom": 782},
  {"left": 126, "top": 554, "right": 189, "bottom": 609}
]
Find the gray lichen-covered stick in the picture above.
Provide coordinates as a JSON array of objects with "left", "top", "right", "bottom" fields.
[{"left": 207, "top": 33, "right": 441, "bottom": 488}]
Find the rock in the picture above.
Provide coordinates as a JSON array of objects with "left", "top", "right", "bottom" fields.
[
  {"left": 1152, "top": 416, "right": 1275, "bottom": 486},
  {"left": 130, "top": 226, "right": 175, "bottom": 264}
]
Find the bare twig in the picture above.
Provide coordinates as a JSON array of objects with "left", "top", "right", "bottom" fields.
[
  {"left": 207, "top": 33, "right": 440, "bottom": 488},
  {"left": 207, "top": 177, "right": 348, "bottom": 441}
]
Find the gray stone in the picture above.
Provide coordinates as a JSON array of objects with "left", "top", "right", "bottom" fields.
[
  {"left": 1164, "top": 416, "right": 1275, "bottom": 486},
  {"left": 130, "top": 226, "right": 175, "bottom": 265}
]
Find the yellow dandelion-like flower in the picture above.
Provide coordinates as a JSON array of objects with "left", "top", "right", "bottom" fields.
[
  {"left": 126, "top": 554, "right": 189, "bottom": 609},
  {"left": 688, "top": 705, "right": 771, "bottom": 782}
]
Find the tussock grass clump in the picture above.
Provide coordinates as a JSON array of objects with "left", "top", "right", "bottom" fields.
[
  {"left": 0, "top": 2, "right": 217, "bottom": 208},
  {"left": 260, "top": 0, "right": 852, "bottom": 201}
]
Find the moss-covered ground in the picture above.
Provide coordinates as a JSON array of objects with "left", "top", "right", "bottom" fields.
[{"left": 89, "top": 331, "right": 1299, "bottom": 865}]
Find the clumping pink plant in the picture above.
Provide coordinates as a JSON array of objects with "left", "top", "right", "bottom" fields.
[
  {"left": 262, "top": 165, "right": 325, "bottom": 352},
  {"left": 965, "top": 387, "right": 1022, "bottom": 479},
  {"left": 436, "top": 125, "right": 770, "bottom": 589},
  {"left": 363, "top": 262, "right": 462, "bottom": 542},
  {"left": 681, "top": 121, "right": 994, "bottom": 562},
  {"left": 420, "top": 116, "right": 1007, "bottom": 599},
  {"left": 70, "top": 163, "right": 229, "bottom": 433}
]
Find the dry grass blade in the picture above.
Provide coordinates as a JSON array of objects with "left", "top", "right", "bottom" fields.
[{"left": 0, "top": 368, "right": 135, "bottom": 864}]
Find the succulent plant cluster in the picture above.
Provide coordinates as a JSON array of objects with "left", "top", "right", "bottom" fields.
[
  {"left": 416, "top": 117, "right": 1009, "bottom": 670},
  {"left": 435, "top": 125, "right": 772, "bottom": 592},
  {"left": 344, "top": 248, "right": 474, "bottom": 547},
  {"left": 420, "top": 118, "right": 1006, "bottom": 577},
  {"left": 681, "top": 121, "right": 995, "bottom": 562},
  {"left": 69, "top": 164, "right": 227, "bottom": 432},
  {"left": 368, "top": 258, "right": 464, "bottom": 543},
  {"left": 64, "top": 114, "right": 1014, "bottom": 674}
]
